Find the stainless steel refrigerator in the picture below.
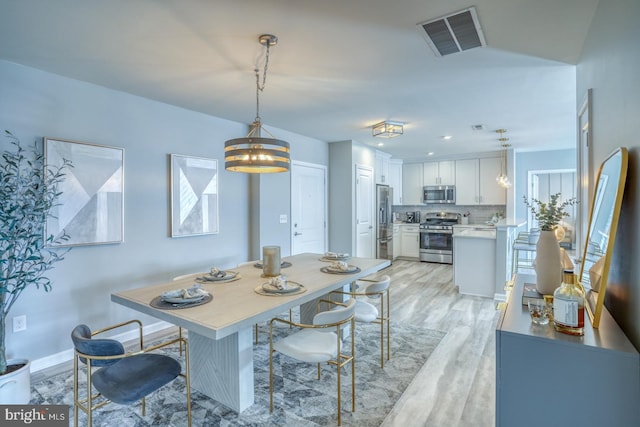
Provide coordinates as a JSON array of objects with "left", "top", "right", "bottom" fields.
[{"left": 376, "top": 185, "right": 393, "bottom": 260}]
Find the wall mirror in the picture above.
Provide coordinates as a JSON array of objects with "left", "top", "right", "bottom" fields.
[{"left": 579, "top": 147, "right": 628, "bottom": 328}]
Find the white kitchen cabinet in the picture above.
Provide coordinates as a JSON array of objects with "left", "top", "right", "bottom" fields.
[
  {"left": 423, "top": 160, "right": 455, "bottom": 185},
  {"left": 399, "top": 224, "right": 420, "bottom": 259},
  {"left": 402, "top": 163, "right": 423, "bottom": 205},
  {"left": 479, "top": 157, "right": 506, "bottom": 205},
  {"left": 455, "top": 157, "right": 505, "bottom": 205},
  {"left": 375, "top": 150, "right": 391, "bottom": 185},
  {"left": 389, "top": 159, "right": 403, "bottom": 205}
]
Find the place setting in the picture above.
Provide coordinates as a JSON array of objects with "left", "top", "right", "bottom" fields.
[
  {"left": 253, "top": 260, "right": 292, "bottom": 269},
  {"left": 196, "top": 267, "right": 241, "bottom": 283},
  {"left": 319, "top": 251, "right": 351, "bottom": 262},
  {"left": 320, "top": 260, "right": 361, "bottom": 275},
  {"left": 150, "top": 284, "right": 212, "bottom": 310},
  {"left": 254, "top": 275, "right": 306, "bottom": 296}
]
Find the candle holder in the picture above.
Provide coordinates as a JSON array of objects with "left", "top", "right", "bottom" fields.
[{"left": 262, "top": 246, "right": 281, "bottom": 277}]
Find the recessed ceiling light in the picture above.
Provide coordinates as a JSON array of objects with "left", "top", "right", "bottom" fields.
[
  {"left": 442, "top": 135, "right": 452, "bottom": 140},
  {"left": 377, "top": 142, "right": 384, "bottom": 147},
  {"left": 427, "top": 152, "right": 435, "bottom": 156}
]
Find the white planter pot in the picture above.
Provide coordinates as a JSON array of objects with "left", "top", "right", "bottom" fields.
[
  {"left": 0, "top": 359, "right": 31, "bottom": 404},
  {"left": 534, "top": 230, "right": 563, "bottom": 295}
]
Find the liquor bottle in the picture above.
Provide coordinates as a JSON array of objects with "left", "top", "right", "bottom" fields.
[{"left": 553, "top": 269, "right": 585, "bottom": 336}]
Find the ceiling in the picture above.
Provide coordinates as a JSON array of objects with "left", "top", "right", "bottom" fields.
[{"left": 0, "top": 0, "right": 599, "bottom": 161}]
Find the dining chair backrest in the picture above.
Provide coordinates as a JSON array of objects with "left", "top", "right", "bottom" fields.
[
  {"left": 363, "top": 275, "right": 391, "bottom": 295},
  {"left": 313, "top": 299, "right": 356, "bottom": 331},
  {"left": 71, "top": 324, "right": 125, "bottom": 367}
]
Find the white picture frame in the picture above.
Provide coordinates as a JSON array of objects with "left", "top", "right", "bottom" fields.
[
  {"left": 170, "top": 154, "right": 219, "bottom": 237},
  {"left": 45, "top": 137, "right": 124, "bottom": 246}
]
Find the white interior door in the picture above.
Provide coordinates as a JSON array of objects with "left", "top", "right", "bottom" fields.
[
  {"left": 291, "top": 162, "right": 327, "bottom": 255},
  {"left": 355, "top": 164, "right": 374, "bottom": 258},
  {"left": 577, "top": 90, "right": 592, "bottom": 260}
]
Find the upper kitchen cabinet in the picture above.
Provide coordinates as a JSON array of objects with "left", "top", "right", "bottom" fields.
[
  {"left": 389, "top": 159, "right": 403, "bottom": 205},
  {"left": 423, "top": 160, "right": 455, "bottom": 186},
  {"left": 375, "top": 150, "right": 392, "bottom": 185},
  {"left": 402, "top": 162, "right": 423, "bottom": 205},
  {"left": 455, "top": 157, "right": 506, "bottom": 205}
]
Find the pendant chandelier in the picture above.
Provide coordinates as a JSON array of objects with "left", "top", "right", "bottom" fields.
[
  {"left": 225, "top": 34, "right": 290, "bottom": 173},
  {"left": 496, "top": 129, "right": 512, "bottom": 188}
]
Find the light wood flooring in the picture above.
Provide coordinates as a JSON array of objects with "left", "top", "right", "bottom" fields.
[{"left": 380, "top": 259, "right": 500, "bottom": 427}]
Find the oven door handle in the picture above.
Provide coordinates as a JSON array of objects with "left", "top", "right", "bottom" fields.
[{"left": 420, "top": 229, "right": 453, "bottom": 234}]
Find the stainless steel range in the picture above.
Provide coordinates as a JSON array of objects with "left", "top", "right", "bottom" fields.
[{"left": 419, "top": 212, "right": 460, "bottom": 264}]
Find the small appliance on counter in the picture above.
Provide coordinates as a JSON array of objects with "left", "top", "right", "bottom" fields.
[{"left": 405, "top": 211, "right": 421, "bottom": 223}]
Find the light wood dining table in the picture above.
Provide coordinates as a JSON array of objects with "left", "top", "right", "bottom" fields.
[{"left": 111, "top": 252, "right": 390, "bottom": 412}]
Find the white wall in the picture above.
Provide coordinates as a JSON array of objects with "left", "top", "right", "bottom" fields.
[
  {"left": 0, "top": 60, "right": 328, "bottom": 368},
  {"left": 576, "top": 0, "right": 640, "bottom": 349}
]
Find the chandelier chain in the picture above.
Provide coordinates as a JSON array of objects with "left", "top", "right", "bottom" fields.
[{"left": 254, "top": 42, "right": 272, "bottom": 123}]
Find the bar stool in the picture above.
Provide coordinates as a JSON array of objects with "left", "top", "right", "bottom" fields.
[{"left": 511, "top": 232, "right": 537, "bottom": 275}]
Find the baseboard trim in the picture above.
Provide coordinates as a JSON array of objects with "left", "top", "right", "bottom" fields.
[{"left": 30, "top": 321, "right": 175, "bottom": 373}]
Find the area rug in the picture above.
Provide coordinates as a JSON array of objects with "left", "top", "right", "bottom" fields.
[{"left": 31, "top": 321, "right": 444, "bottom": 426}]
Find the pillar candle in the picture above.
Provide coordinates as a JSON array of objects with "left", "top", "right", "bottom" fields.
[{"left": 262, "top": 246, "right": 281, "bottom": 277}]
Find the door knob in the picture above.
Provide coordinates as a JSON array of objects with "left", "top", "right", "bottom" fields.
[{"left": 294, "top": 232, "right": 303, "bottom": 236}]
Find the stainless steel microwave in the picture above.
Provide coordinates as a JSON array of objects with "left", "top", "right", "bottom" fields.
[{"left": 423, "top": 185, "right": 455, "bottom": 204}]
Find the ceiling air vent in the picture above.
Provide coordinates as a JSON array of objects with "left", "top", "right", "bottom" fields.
[{"left": 418, "top": 7, "right": 486, "bottom": 57}]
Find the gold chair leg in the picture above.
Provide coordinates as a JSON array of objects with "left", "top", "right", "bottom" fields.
[
  {"left": 86, "top": 361, "right": 93, "bottom": 427},
  {"left": 179, "top": 327, "right": 183, "bottom": 356},
  {"left": 386, "top": 290, "right": 391, "bottom": 362},
  {"left": 336, "top": 327, "right": 342, "bottom": 426},
  {"left": 351, "top": 317, "right": 356, "bottom": 413},
  {"left": 73, "top": 355, "right": 79, "bottom": 427}
]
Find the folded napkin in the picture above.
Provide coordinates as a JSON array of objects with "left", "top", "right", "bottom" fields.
[
  {"left": 209, "top": 267, "right": 226, "bottom": 278},
  {"left": 162, "top": 284, "right": 207, "bottom": 300},
  {"left": 330, "top": 261, "right": 350, "bottom": 271},
  {"left": 269, "top": 275, "right": 288, "bottom": 290},
  {"left": 325, "top": 252, "right": 349, "bottom": 259}
]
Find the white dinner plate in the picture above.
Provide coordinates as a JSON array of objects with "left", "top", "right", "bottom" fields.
[
  {"left": 200, "top": 271, "right": 238, "bottom": 281},
  {"left": 261, "top": 281, "right": 302, "bottom": 294},
  {"left": 161, "top": 294, "right": 206, "bottom": 304}
]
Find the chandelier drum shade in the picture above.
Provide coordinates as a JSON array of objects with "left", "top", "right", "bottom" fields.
[{"left": 225, "top": 34, "right": 290, "bottom": 173}]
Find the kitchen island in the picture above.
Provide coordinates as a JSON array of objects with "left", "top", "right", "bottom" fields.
[
  {"left": 453, "top": 226, "right": 497, "bottom": 297},
  {"left": 453, "top": 219, "right": 526, "bottom": 300}
]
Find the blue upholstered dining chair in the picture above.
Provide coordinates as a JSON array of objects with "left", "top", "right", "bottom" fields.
[
  {"left": 71, "top": 320, "right": 191, "bottom": 427},
  {"left": 331, "top": 275, "right": 391, "bottom": 368},
  {"left": 269, "top": 298, "right": 356, "bottom": 426}
]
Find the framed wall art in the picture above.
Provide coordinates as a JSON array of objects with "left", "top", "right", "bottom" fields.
[
  {"left": 170, "top": 154, "right": 219, "bottom": 237},
  {"left": 44, "top": 137, "right": 124, "bottom": 247}
]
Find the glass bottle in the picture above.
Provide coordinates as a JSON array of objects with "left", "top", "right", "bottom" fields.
[{"left": 553, "top": 269, "right": 585, "bottom": 336}]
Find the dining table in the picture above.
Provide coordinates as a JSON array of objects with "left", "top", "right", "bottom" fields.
[{"left": 111, "top": 252, "right": 390, "bottom": 412}]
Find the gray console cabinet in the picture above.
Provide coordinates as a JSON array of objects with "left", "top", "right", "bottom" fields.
[{"left": 496, "top": 274, "right": 640, "bottom": 427}]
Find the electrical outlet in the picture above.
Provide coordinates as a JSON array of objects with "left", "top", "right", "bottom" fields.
[
  {"left": 13, "top": 315, "right": 27, "bottom": 332},
  {"left": 279, "top": 214, "right": 287, "bottom": 224}
]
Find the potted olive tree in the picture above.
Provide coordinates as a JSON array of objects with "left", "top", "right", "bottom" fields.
[{"left": 0, "top": 131, "right": 71, "bottom": 403}]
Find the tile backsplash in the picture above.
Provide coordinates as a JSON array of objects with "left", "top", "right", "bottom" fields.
[{"left": 393, "top": 204, "right": 505, "bottom": 224}]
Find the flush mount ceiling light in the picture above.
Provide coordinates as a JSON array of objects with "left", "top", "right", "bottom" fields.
[
  {"left": 225, "top": 34, "right": 290, "bottom": 173},
  {"left": 372, "top": 121, "right": 404, "bottom": 138},
  {"left": 496, "top": 129, "right": 512, "bottom": 188}
]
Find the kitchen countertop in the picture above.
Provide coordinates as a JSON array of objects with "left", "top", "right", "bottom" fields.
[{"left": 453, "top": 227, "right": 496, "bottom": 239}]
